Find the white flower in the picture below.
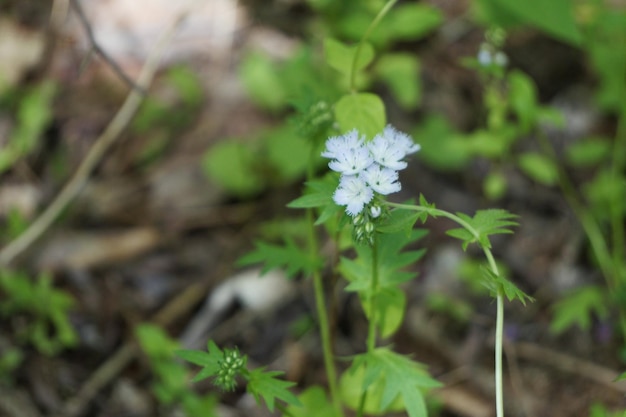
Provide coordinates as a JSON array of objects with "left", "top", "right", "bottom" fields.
[
  {"left": 327, "top": 145, "right": 373, "bottom": 175},
  {"left": 321, "top": 129, "right": 364, "bottom": 160},
  {"left": 382, "top": 125, "right": 420, "bottom": 156},
  {"left": 333, "top": 175, "right": 373, "bottom": 216},
  {"left": 367, "top": 135, "right": 407, "bottom": 170},
  {"left": 322, "top": 130, "right": 373, "bottom": 175},
  {"left": 370, "top": 205, "right": 382, "bottom": 218},
  {"left": 362, "top": 164, "right": 401, "bottom": 195}
]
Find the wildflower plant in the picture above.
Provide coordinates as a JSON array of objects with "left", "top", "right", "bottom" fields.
[{"left": 179, "top": 2, "right": 531, "bottom": 417}]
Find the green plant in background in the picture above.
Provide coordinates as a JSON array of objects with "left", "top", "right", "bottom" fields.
[
  {"left": 0, "top": 270, "right": 77, "bottom": 356},
  {"left": 0, "top": 347, "right": 23, "bottom": 386},
  {"left": 0, "top": 81, "right": 56, "bottom": 174},
  {"left": 449, "top": 1, "right": 626, "bottom": 363},
  {"left": 132, "top": 65, "right": 204, "bottom": 169},
  {"left": 136, "top": 324, "right": 217, "bottom": 417}
]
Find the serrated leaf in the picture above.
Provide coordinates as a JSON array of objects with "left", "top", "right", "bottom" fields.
[
  {"left": 351, "top": 348, "right": 441, "bottom": 417},
  {"left": 176, "top": 340, "right": 223, "bottom": 383},
  {"left": 481, "top": 267, "right": 534, "bottom": 305},
  {"left": 335, "top": 93, "right": 386, "bottom": 139},
  {"left": 447, "top": 209, "right": 518, "bottom": 250},
  {"left": 518, "top": 152, "right": 559, "bottom": 186},
  {"left": 247, "top": 368, "right": 300, "bottom": 412},
  {"left": 550, "top": 286, "right": 608, "bottom": 334},
  {"left": 324, "top": 38, "right": 374, "bottom": 77},
  {"left": 288, "top": 175, "right": 344, "bottom": 225},
  {"left": 237, "top": 238, "right": 321, "bottom": 278},
  {"left": 340, "top": 229, "right": 426, "bottom": 337},
  {"left": 377, "top": 210, "right": 421, "bottom": 235}
]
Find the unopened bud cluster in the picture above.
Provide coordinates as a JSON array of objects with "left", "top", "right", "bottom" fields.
[
  {"left": 352, "top": 203, "right": 387, "bottom": 245},
  {"left": 214, "top": 347, "right": 246, "bottom": 392}
]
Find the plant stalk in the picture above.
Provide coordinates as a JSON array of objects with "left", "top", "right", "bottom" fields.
[
  {"left": 386, "top": 201, "right": 507, "bottom": 417},
  {"left": 357, "top": 235, "right": 380, "bottom": 417},
  {"left": 349, "top": 0, "right": 399, "bottom": 92}
]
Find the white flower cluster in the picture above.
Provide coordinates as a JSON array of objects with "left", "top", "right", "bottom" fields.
[{"left": 322, "top": 125, "right": 420, "bottom": 216}]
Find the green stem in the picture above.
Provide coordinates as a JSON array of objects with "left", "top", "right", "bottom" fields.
[
  {"left": 386, "top": 201, "right": 506, "bottom": 417},
  {"left": 357, "top": 236, "right": 380, "bottom": 417},
  {"left": 349, "top": 0, "right": 398, "bottom": 92},
  {"left": 367, "top": 236, "right": 380, "bottom": 352},
  {"left": 495, "top": 292, "right": 504, "bottom": 417},
  {"left": 304, "top": 146, "right": 344, "bottom": 417},
  {"left": 308, "top": 208, "right": 344, "bottom": 417}
]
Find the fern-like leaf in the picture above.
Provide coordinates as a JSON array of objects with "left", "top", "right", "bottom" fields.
[
  {"left": 238, "top": 238, "right": 322, "bottom": 278},
  {"left": 447, "top": 209, "right": 518, "bottom": 250}
]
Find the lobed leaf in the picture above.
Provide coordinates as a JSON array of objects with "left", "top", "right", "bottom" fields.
[
  {"left": 247, "top": 368, "right": 300, "bottom": 412},
  {"left": 550, "top": 286, "right": 608, "bottom": 334},
  {"left": 351, "top": 348, "right": 441, "bottom": 417},
  {"left": 237, "top": 238, "right": 322, "bottom": 278}
]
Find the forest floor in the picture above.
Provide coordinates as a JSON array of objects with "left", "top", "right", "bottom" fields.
[{"left": 1, "top": 1, "right": 625, "bottom": 417}]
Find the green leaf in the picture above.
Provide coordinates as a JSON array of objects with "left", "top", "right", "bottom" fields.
[
  {"left": 247, "top": 368, "right": 300, "bottom": 412},
  {"left": 375, "top": 53, "right": 421, "bottom": 109},
  {"left": 324, "top": 38, "right": 375, "bottom": 77},
  {"left": 566, "top": 137, "right": 611, "bottom": 167},
  {"left": 288, "top": 175, "right": 343, "bottom": 225},
  {"left": 239, "top": 51, "right": 287, "bottom": 111},
  {"left": 583, "top": 171, "right": 626, "bottom": 217},
  {"left": 335, "top": 93, "right": 386, "bottom": 139},
  {"left": 508, "top": 71, "right": 538, "bottom": 132},
  {"left": 202, "top": 140, "right": 265, "bottom": 197},
  {"left": 466, "top": 130, "right": 508, "bottom": 158},
  {"left": 349, "top": 348, "right": 441, "bottom": 417},
  {"left": 413, "top": 115, "right": 472, "bottom": 171},
  {"left": 483, "top": 171, "right": 507, "bottom": 200},
  {"left": 136, "top": 324, "right": 180, "bottom": 359},
  {"left": 237, "top": 238, "right": 322, "bottom": 278},
  {"left": 340, "top": 229, "right": 426, "bottom": 337},
  {"left": 375, "top": 4, "right": 443, "bottom": 45},
  {"left": 446, "top": 209, "right": 518, "bottom": 250},
  {"left": 481, "top": 0, "right": 583, "bottom": 45},
  {"left": 481, "top": 267, "right": 534, "bottom": 305},
  {"left": 616, "top": 372, "right": 626, "bottom": 382},
  {"left": 377, "top": 210, "right": 421, "bottom": 235},
  {"left": 265, "top": 126, "right": 312, "bottom": 182},
  {"left": 517, "top": 152, "right": 559, "bottom": 186},
  {"left": 283, "top": 386, "right": 338, "bottom": 417},
  {"left": 550, "top": 286, "right": 609, "bottom": 334}
]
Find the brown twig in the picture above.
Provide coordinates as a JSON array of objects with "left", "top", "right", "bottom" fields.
[
  {"left": 0, "top": 0, "right": 189, "bottom": 268},
  {"left": 69, "top": 0, "right": 146, "bottom": 94},
  {"left": 514, "top": 341, "right": 626, "bottom": 393}
]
